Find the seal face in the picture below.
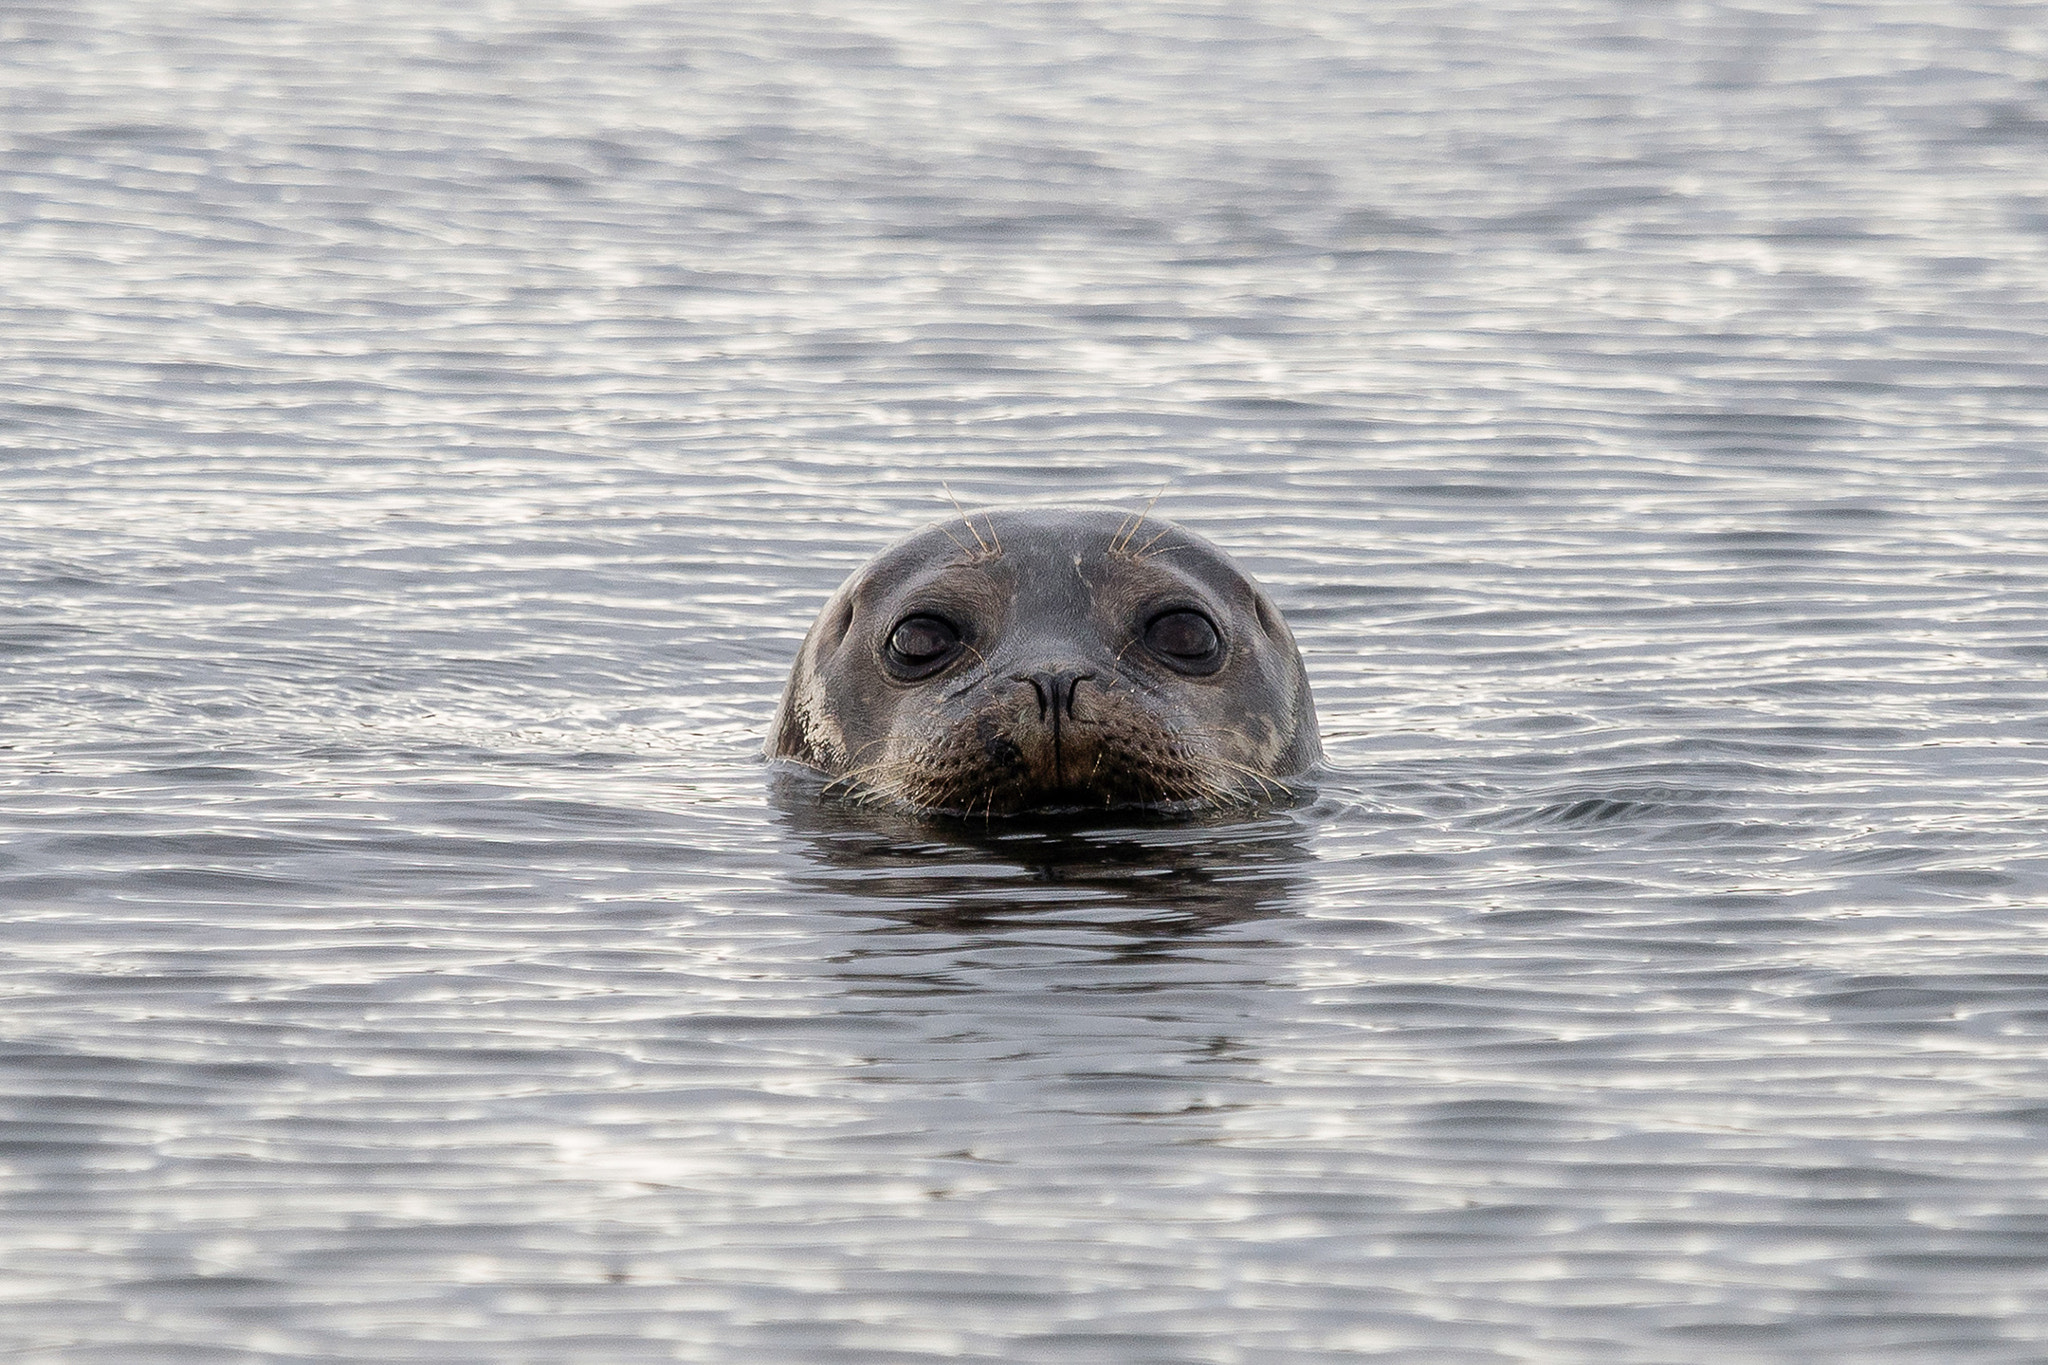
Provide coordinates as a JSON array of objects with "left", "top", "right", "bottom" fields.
[{"left": 768, "top": 506, "right": 1320, "bottom": 817}]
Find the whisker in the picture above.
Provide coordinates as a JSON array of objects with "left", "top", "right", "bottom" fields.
[
  {"left": 1110, "top": 511, "right": 1136, "bottom": 555},
  {"left": 1200, "top": 753, "right": 1289, "bottom": 803},
  {"left": 1132, "top": 524, "right": 1176, "bottom": 558},
  {"left": 942, "top": 482, "right": 991, "bottom": 556},
  {"left": 1113, "top": 485, "right": 1168, "bottom": 555},
  {"left": 935, "top": 522, "right": 974, "bottom": 559}
]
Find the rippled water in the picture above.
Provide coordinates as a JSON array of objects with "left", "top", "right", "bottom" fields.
[{"left": 7, "top": 1, "right": 2048, "bottom": 1360}]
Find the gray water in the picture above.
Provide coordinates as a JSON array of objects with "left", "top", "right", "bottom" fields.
[{"left": 6, "top": 1, "right": 2048, "bottom": 1360}]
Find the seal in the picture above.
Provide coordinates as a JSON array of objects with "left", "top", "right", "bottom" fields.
[{"left": 767, "top": 505, "right": 1320, "bottom": 816}]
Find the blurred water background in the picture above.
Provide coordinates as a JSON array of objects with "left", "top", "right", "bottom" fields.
[{"left": 6, "top": 1, "right": 2048, "bottom": 1360}]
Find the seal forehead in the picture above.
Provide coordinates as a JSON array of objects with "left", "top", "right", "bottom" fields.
[
  {"left": 984, "top": 507, "right": 1245, "bottom": 583},
  {"left": 858, "top": 505, "right": 1239, "bottom": 580},
  {"left": 847, "top": 507, "right": 1265, "bottom": 661}
]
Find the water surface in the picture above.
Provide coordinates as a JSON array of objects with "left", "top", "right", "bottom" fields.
[{"left": 6, "top": 1, "right": 2048, "bottom": 1360}]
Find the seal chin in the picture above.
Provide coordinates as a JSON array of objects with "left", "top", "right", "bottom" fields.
[{"left": 768, "top": 505, "right": 1320, "bottom": 819}]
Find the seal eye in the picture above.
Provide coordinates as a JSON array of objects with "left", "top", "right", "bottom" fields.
[
  {"left": 1145, "top": 610, "right": 1220, "bottom": 666},
  {"left": 886, "top": 615, "right": 961, "bottom": 672}
]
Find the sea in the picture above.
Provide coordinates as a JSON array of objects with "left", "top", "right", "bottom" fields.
[{"left": 5, "top": 1, "right": 2048, "bottom": 1360}]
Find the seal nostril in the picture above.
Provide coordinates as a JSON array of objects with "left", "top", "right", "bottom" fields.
[
  {"left": 1062, "top": 671, "right": 1095, "bottom": 720},
  {"left": 1009, "top": 670, "right": 1096, "bottom": 725},
  {"left": 1018, "top": 675, "right": 1048, "bottom": 721}
]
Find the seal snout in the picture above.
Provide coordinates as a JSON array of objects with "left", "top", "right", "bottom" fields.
[{"left": 1006, "top": 668, "right": 1098, "bottom": 788}]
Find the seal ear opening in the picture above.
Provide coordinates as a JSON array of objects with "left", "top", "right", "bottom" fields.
[
  {"left": 1253, "top": 592, "right": 1284, "bottom": 643},
  {"left": 818, "top": 595, "right": 855, "bottom": 653},
  {"left": 767, "top": 596, "right": 853, "bottom": 766}
]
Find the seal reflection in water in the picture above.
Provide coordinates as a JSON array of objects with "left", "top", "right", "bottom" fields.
[{"left": 768, "top": 506, "right": 1320, "bottom": 816}]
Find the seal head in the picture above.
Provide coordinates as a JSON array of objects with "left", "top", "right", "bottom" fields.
[{"left": 768, "top": 506, "right": 1320, "bottom": 816}]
